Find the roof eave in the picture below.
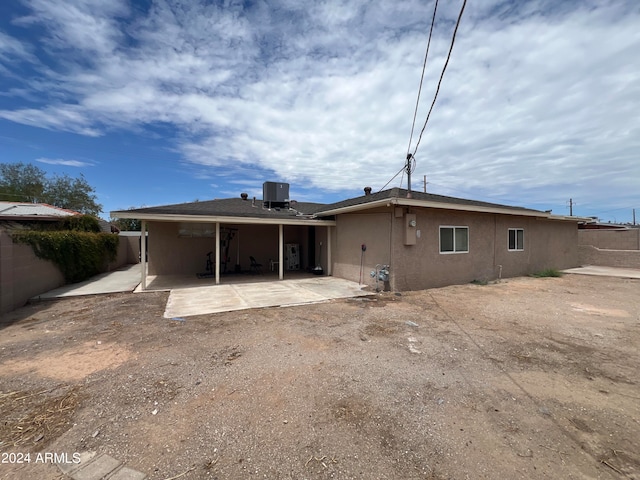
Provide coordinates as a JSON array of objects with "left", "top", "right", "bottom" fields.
[
  {"left": 110, "top": 211, "right": 336, "bottom": 226},
  {"left": 0, "top": 215, "right": 68, "bottom": 222}
]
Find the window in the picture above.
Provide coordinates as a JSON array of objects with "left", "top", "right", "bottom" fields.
[
  {"left": 508, "top": 228, "right": 524, "bottom": 251},
  {"left": 178, "top": 223, "right": 215, "bottom": 237},
  {"left": 439, "top": 226, "right": 469, "bottom": 253}
]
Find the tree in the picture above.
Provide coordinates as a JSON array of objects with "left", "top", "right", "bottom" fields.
[
  {"left": 0, "top": 162, "right": 102, "bottom": 216},
  {"left": 0, "top": 162, "right": 45, "bottom": 203},
  {"left": 110, "top": 206, "right": 144, "bottom": 231},
  {"left": 110, "top": 213, "right": 142, "bottom": 231},
  {"left": 44, "top": 173, "right": 102, "bottom": 216}
]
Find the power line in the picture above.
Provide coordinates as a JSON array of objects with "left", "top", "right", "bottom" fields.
[
  {"left": 378, "top": 164, "right": 406, "bottom": 192},
  {"left": 406, "top": 0, "right": 439, "bottom": 156},
  {"left": 411, "top": 0, "right": 468, "bottom": 158}
]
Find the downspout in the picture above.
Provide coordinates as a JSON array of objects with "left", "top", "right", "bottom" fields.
[
  {"left": 278, "top": 224, "right": 284, "bottom": 280},
  {"left": 215, "top": 222, "right": 220, "bottom": 285},
  {"left": 140, "top": 220, "right": 147, "bottom": 291},
  {"left": 389, "top": 211, "right": 394, "bottom": 291},
  {"left": 326, "top": 226, "right": 332, "bottom": 275},
  {"left": 493, "top": 214, "right": 497, "bottom": 279}
]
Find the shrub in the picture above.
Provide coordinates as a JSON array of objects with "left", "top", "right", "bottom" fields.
[
  {"left": 530, "top": 268, "right": 563, "bottom": 278},
  {"left": 12, "top": 230, "right": 118, "bottom": 283},
  {"left": 57, "top": 214, "right": 102, "bottom": 233}
]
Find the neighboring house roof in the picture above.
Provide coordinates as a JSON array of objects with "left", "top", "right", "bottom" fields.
[
  {"left": 0, "top": 202, "right": 79, "bottom": 221},
  {"left": 112, "top": 188, "right": 583, "bottom": 223}
]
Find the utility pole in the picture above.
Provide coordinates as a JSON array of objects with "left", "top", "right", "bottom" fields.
[
  {"left": 406, "top": 153, "right": 413, "bottom": 198},
  {"left": 423, "top": 175, "right": 427, "bottom": 193},
  {"left": 633, "top": 208, "right": 636, "bottom": 225},
  {"left": 568, "top": 198, "right": 574, "bottom": 216}
]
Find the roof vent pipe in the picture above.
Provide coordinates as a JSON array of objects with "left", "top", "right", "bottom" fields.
[
  {"left": 240, "top": 193, "right": 248, "bottom": 200},
  {"left": 364, "top": 186, "right": 372, "bottom": 195}
]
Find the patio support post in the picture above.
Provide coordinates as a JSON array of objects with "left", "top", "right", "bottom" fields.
[
  {"left": 215, "top": 222, "right": 220, "bottom": 285},
  {"left": 278, "top": 224, "right": 284, "bottom": 280},
  {"left": 326, "top": 225, "right": 332, "bottom": 275},
  {"left": 140, "top": 220, "right": 147, "bottom": 291}
]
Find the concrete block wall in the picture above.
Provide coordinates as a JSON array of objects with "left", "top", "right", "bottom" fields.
[
  {"left": 578, "top": 229, "right": 640, "bottom": 250},
  {"left": 0, "top": 229, "right": 65, "bottom": 314},
  {"left": 1, "top": 229, "right": 134, "bottom": 314},
  {"left": 106, "top": 235, "right": 140, "bottom": 271},
  {"left": 578, "top": 245, "right": 640, "bottom": 269}
]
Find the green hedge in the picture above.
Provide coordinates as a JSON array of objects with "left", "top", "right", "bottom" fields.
[
  {"left": 57, "top": 214, "right": 102, "bottom": 233},
  {"left": 12, "top": 230, "right": 119, "bottom": 283}
]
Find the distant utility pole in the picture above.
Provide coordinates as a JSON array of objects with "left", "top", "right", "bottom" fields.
[
  {"left": 568, "top": 198, "right": 574, "bottom": 216},
  {"left": 633, "top": 208, "right": 636, "bottom": 225},
  {"left": 423, "top": 175, "right": 427, "bottom": 193}
]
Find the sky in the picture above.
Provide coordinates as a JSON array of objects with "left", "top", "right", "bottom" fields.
[{"left": 0, "top": 0, "right": 638, "bottom": 223}]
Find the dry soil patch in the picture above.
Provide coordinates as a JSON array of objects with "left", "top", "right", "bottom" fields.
[{"left": 0, "top": 276, "right": 638, "bottom": 480}]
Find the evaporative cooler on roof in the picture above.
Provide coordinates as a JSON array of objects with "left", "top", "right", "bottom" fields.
[{"left": 263, "top": 182, "right": 290, "bottom": 208}]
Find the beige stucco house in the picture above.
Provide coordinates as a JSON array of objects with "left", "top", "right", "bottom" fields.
[{"left": 112, "top": 184, "right": 582, "bottom": 292}]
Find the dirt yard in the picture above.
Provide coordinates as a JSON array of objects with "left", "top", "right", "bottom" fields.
[{"left": 1, "top": 274, "right": 639, "bottom": 480}]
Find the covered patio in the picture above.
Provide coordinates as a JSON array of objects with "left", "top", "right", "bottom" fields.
[{"left": 112, "top": 195, "right": 336, "bottom": 291}]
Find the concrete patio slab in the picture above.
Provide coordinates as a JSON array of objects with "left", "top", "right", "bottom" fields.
[
  {"left": 33, "top": 264, "right": 141, "bottom": 300},
  {"left": 164, "top": 276, "right": 371, "bottom": 318},
  {"left": 57, "top": 451, "right": 147, "bottom": 480},
  {"left": 70, "top": 454, "right": 121, "bottom": 480},
  {"left": 562, "top": 265, "right": 640, "bottom": 279}
]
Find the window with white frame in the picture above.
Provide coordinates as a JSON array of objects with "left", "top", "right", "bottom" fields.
[
  {"left": 508, "top": 228, "right": 524, "bottom": 251},
  {"left": 439, "top": 226, "right": 469, "bottom": 253}
]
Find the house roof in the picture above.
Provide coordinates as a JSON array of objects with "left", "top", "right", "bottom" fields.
[
  {"left": 0, "top": 202, "right": 79, "bottom": 221},
  {"left": 314, "top": 188, "right": 547, "bottom": 216},
  {"left": 112, "top": 188, "right": 583, "bottom": 223},
  {"left": 113, "top": 197, "right": 333, "bottom": 226}
]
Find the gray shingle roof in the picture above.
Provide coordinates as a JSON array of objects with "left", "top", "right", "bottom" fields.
[
  {"left": 122, "top": 198, "right": 327, "bottom": 219},
  {"left": 314, "top": 188, "right": 544, "bottom": 215},
  {"left": 118, "top": 188, "right": 545, "bottom": 220}
]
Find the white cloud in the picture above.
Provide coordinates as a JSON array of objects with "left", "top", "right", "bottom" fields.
[
  {"left": 0, "top": 106, "right": 102, "bottom": 136},
  {"left": 1, "top": 0, "right": 639, "bottom": 214},
  {"left": 36, "top": 157, "right": 93, "bottom": 167}
]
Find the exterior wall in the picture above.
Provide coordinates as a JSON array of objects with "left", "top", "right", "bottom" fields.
[
  {"left": 579, "top": 245, "right": 640, "bottom": 268},
  {"left": 578, "top": 229, "right": 640, "bottom": 250},
  {"left": 392, "top": 210, "right": 578, "bottom": 291},
  {"left": 493, "top": 216, "right": 578, "bottom": 278},
  {"left": 390, "top": 209, "right": 496, "bottom": 291},
  {"left": 147, "top": 221, "right": 311, "bottom": 275},
  {"left": 332, "top": 212, "right": 392, "bottom": 290},
  {"left": 0, "top": 229, "right": 65, "bottom": 314},
  {"left": 106, "top": 235, "right": 139, "bottom": 270},
  {"left": 331, "top": 207, "right": 580, "bottom": 292}
]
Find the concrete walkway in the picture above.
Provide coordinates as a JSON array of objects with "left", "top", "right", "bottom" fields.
[
  {"left": 562, "top": 265, "right": 640, "bottom": 279},
  {"left": 33, "top": 264, "right": 141, "bottom": 300},
  {"left": 164, "top": 276, "right": 372, "bottom": 318}
]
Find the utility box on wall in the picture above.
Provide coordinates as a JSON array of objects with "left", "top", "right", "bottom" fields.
[{"left": 404, "top": 213, "right": 417, "bottom": 245}]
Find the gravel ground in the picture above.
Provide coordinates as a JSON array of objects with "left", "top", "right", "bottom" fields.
[{"left": 0, "top": 274, "right": 639, "bottom": 480}]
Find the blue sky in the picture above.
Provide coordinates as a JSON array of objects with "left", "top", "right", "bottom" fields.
[{"left": 0, "top": 0, "right": 638, "bottom": 223}]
